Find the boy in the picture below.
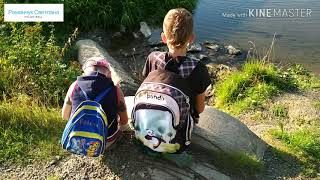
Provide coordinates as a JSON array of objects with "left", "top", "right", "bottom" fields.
[
  {"left": 62, "top": 57, "right": 129, "bottom": 149},
  {"left": 143, "top": 8, "right": 211, "bottom": 122}
]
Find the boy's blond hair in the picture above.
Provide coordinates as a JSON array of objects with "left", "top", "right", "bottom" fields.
[{"left": 163, "top": 8, "right": 193, "bottom": 49}]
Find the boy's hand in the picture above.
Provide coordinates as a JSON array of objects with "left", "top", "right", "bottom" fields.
[{"left": 120, "top": 123, "right": 132, "bottom": 132}]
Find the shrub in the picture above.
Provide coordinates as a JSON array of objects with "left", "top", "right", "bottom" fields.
[
  {"left": 0, "top": 23, "right": 80, "bottom": 106},
  {"left": 3, "top": 0, "right": 198, "bottom": 30}
]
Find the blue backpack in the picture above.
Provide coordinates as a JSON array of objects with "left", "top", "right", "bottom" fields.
[{"left": 61, "top": 86, "right": 113, "bottom": 157}]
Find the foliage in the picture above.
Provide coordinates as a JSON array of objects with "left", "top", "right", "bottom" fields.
[
  {"left": 272, "top": 104, "right": 288, "bottom": 119},
  {"left": 214, "top": 60, "right": 320, "bottom": 114},
  {"left": 0, "top": 23, "right": 80, "bottom": 105},
  {"left": 284, "top": 64, "right": 320, "bottom": 89},
  {"left": 270, "top": 128, "right": 320, "bottom": 177},
  {"left": 214, "top": 60, "right": 293, "bottom": 114},
  {"left": 4, "top": 0, "right": 198, "bottom": 30},
  {"left": 0, "top": 95, "right": 65, "bottom": 165}
]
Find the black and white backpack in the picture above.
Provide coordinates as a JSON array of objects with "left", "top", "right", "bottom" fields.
[{"left": 132, "top": 54, "right": 198, "bottom": 153}]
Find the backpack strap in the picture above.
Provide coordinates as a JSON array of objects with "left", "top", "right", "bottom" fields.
[{"left": 94, "top": 87, "right": 113, "bottom": 103}]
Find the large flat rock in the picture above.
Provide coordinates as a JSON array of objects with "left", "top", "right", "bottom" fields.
[
  {"left": 193, "top": 107, "right": 267, "bottom": 159},
  {"left": 125, "top": 96, "right": 267, "bottom": 159},
  {"left": 76, "top": 39, "right": 139, "bottom": 95}
]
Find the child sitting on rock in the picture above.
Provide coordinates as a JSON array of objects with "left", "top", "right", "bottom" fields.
[
  {"left": 62, "top": 57, "right": 129, "bottom": 149},
  {"left": 132, "top": 8, "right": 211, "bottom": 166},
  {"left": 143, "top": 8, "right": 211, "bottom": 123}
]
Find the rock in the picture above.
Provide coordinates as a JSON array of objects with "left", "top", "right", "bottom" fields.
[
  {"left": 140, "top": 22, "right": 152, "bottom": 38},
  {"left": 76, "top": 39, "right": 139, "bottom": 95},
  {"left": 189, "top": 162, "right": 230, "bottom": 180},
  {"left": 206, "top": 44, "right": 220, "bottom": 51},
  {"left": 132, "top": 32, "right": 140, "bottom": 39},
  {"left": 49, "top": 159, "right": 58, "bottom": 166},
  {"left": 112, "top": 32, "right": 121, "bottom": 38},
  {"left": 138, "top": 171, "right": 145, "bottom": 178},
  {"left": 192, "top": 106, "right": 267, "bottom": 159},
  {"left": 206, "top": 63, "right": 232, "bottom": 82},
  {"left": 120, "top": 25, "right": 126, "bottom": 33},
  {"left": 199, "top": 54, "right": 209, "bottom": 61},
  {"left": 187, "top": 43, "right": 202, "bottom": 53},
  {"left": 187, "top": 54, "right": 200, "bottom": 61},
  {"left": 226, "top": 45, "right": 241, "bottom": 55},
  {"left": 148, "top": 40, "right": 166, "bottom": 48}
]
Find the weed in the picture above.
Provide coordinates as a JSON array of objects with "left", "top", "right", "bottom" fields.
[
  {"left": 215, "top": 60, "right": 291, "bottom": 114},
  {"left": 286, "top": 64, "right": 320, "bottom": 89},
  {"left": 0, "top": 23, "right": 80, "bottom": 105},
  {"left": 272, "top": 104, "right": 288, "bottom": 118},
  {"left": 0, "top": 94, "right": 66, "bottom": 165},
  {"left": 313, "top": 101, "right": 320, "bottom": 110},
  {"left": 269, "top": 128, "right": 320, "bottom": 177}
]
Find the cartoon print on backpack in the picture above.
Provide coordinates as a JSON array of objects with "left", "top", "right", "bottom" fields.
[
  {"left": 87, "top": 141, "right": 100, "bottom": 157},
  {"left": 70, "top": 138, "right": 85, "bottom": 155},
  {"left": 134, "top": 109, "right": 180, "bottom": 153}
]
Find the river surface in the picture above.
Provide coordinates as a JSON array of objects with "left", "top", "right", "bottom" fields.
[{"left": 150, "top": 0, "right": 320, "bottom": 73}]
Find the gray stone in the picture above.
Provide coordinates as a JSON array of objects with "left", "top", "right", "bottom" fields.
[
  {"left": 132, "top": 32, "right": 140, "bottom": 39},
  {"left": 140, "top": 22, "right": 152, "bottom": 38},
  {"left": 226, "top": 45, "right": 241, "bottom": 55},
  {"left": 76, "top": 39, "right": 139, "bottom": 95},
  {"left": 187, "top": 43, "right": 202, "bottom": 53},
  {"left": 190, "top": 162, "right": 230, "bottom": 180},
  {"left": 199, "top": 54, "right": 209, "bottom": 61},
  {"left": 206, "top": 44, "right": 220, "bottom": 51},
  {"left": 120, "top": 25, "right": 126, "bottom": 33},
  {"left": 193, "top": 106, "right": 267, "bottom": 159}
]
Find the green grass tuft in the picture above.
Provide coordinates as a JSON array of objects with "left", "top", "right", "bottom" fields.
[
  {"left": 269, "top": 128, "right": 320, "bottom": 177},
  {"left": 0, "top": 94, "right": 66, "bottom": 165},
  {"left": 215, "top": 60, "right": 292, "bottom": 114},
  {"left": 313, "top": 101, "right": 320, "bottom": 110},
  {"left": 214, "top": 60, "right": 320, "bottom": 115},
  {"left": 286, "top": 64, "right": 320, "bottom": 89},
  {"left": 272, "top": 104, "right": 288, "bottom": 119}
]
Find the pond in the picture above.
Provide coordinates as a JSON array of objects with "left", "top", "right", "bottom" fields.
[{"left": 151, "top": 0, "right": 320, "bottom": 73}]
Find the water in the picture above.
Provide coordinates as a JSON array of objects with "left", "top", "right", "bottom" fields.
[{"left": 152, "top": 0, "right": 320, "bottom": 73}]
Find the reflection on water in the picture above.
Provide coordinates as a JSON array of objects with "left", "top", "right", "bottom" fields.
[{"left": 153, "top": 0, "right": 320, "bottom": 73}]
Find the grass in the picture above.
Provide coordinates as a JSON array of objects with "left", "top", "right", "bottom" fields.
[
  {"left": 268, "top": 128, "right": 320, "bottom": 177},
  {"left": 313, "top": 101, "right": 320, "bottom": 110},
  {"left": 0, "top": 94, "right": 66, "bottom": 165},
  {"left": 214, "top": 60, "right": 320, "bottom": 115},
  {"left": 272, "top": 104, "right": 288, "bottom": 119},
  {"left": 214, "top": 60, "right": 293, "bottom": 114},
  {"left": 207, "top": 150, "right": 263, "bottom": 178}
]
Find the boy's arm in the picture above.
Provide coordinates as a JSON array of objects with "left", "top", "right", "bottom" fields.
[
  {"left": 61, "top": 82, "right": 76, "bottom": 120},
  {"left": 190, "top": 62, "right": 212, "bottom": 116},
  {"left": 195, "top": 92, "right": 206, "bottom": 114}
]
